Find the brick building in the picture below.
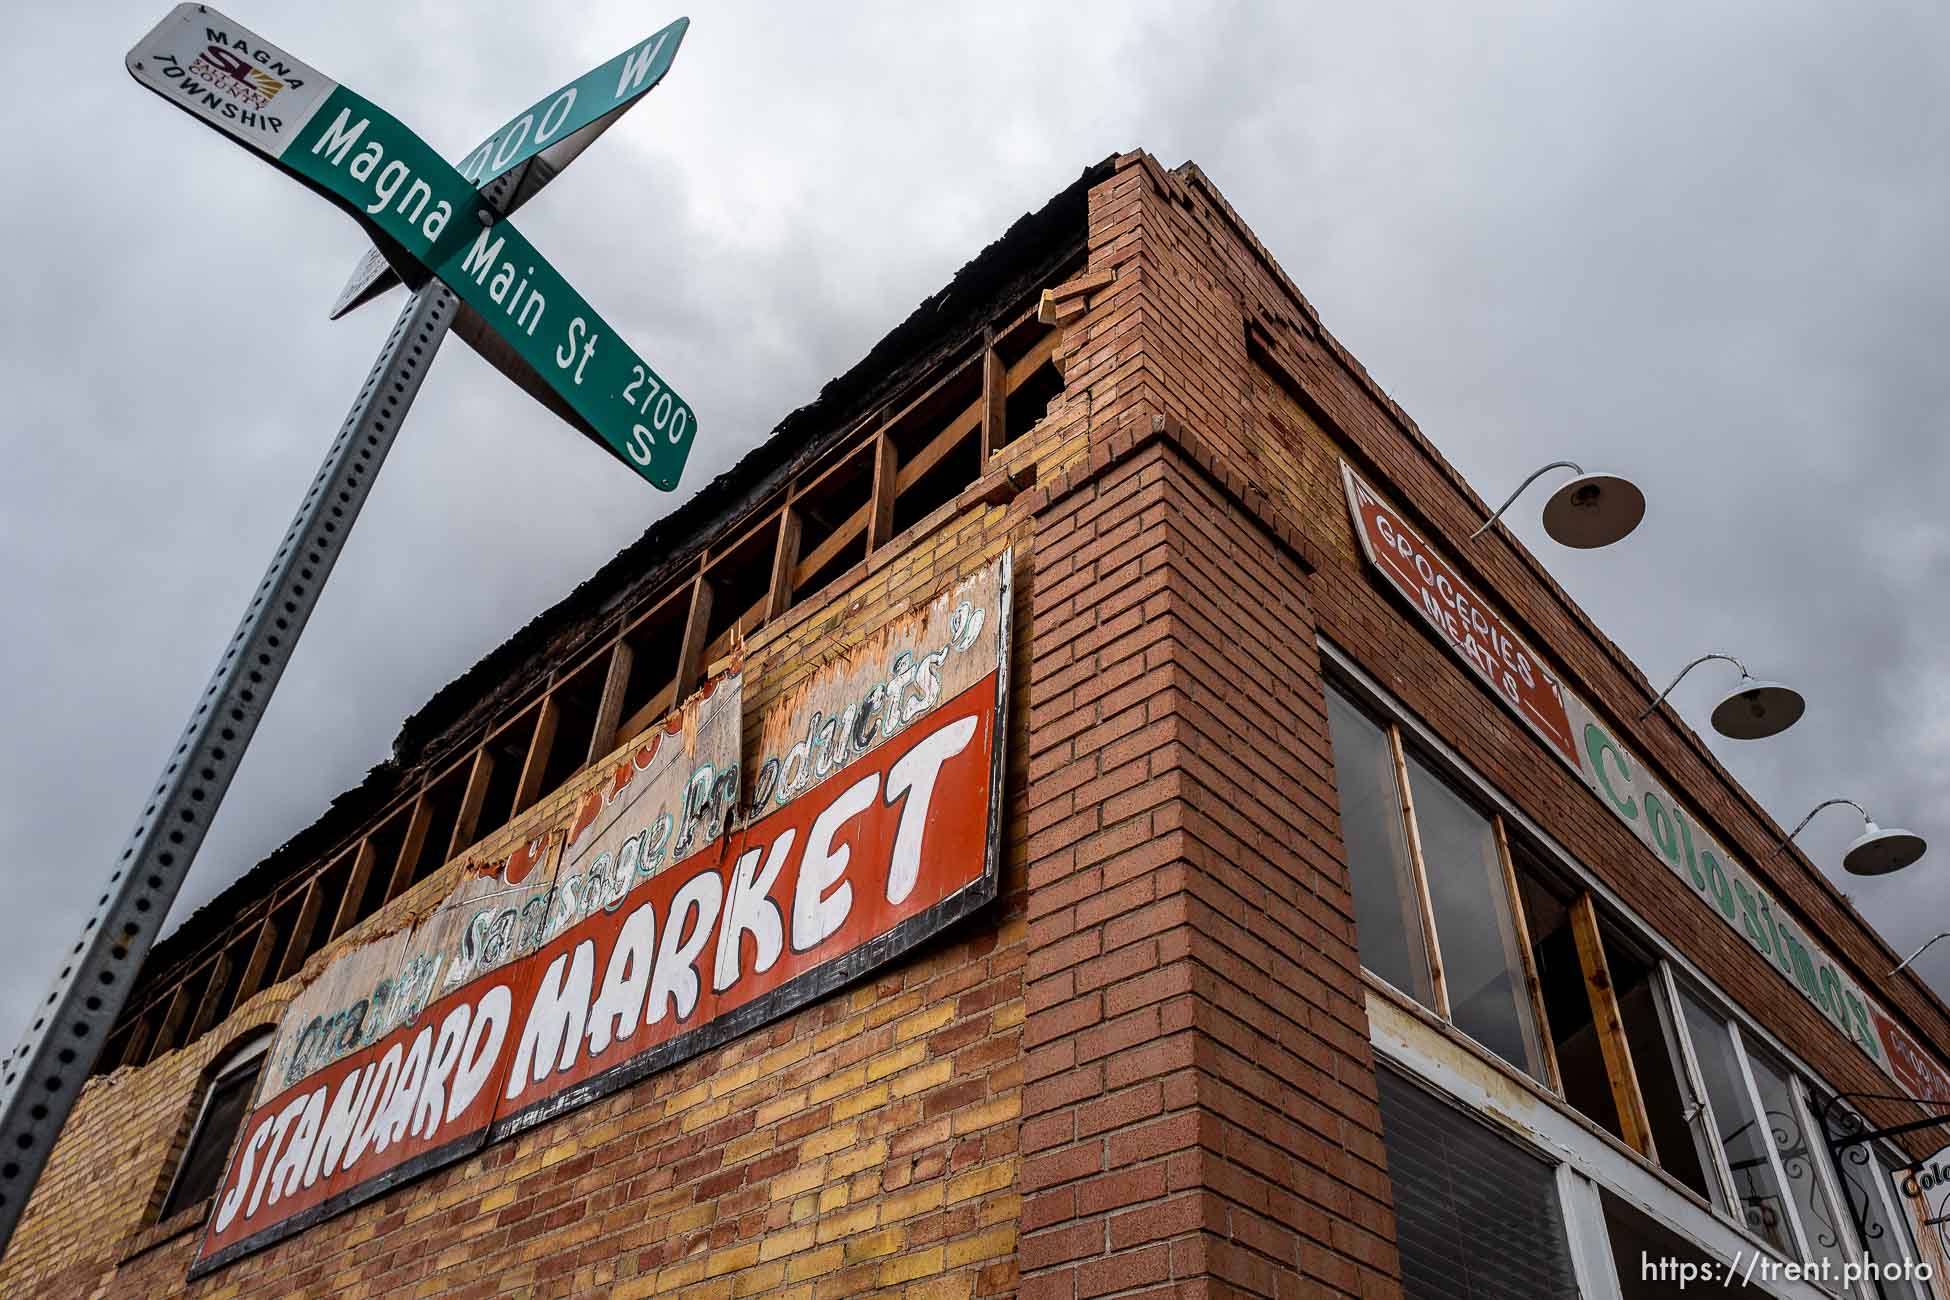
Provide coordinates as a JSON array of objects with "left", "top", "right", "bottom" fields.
[{"left": 5, "top": 151, "right": 1949, "bottom": 1299}]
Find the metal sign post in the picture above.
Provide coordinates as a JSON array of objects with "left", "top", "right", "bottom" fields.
[{"left": 0, "top": 6, "right": 692, "bottom": 1256}]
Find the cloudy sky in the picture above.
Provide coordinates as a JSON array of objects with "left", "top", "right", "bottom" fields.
[{"left": 3, "top": 3, "right": 1947, "bottom": 1059}]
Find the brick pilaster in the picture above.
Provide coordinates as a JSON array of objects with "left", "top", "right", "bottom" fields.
[{"left": 1018, "top": 419, "right": 1401, "bottom": 1298}]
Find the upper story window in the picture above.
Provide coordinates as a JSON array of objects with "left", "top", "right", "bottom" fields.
[
  {"left": 1323, "top": 672, "right": 1936, "bottom": 1297},
  {"left": 157, "top": 1030, "right": 270, "bottom": 1222},
  {"left": 1322, "top": 686, "right": 1547, "bottom": 1081}
]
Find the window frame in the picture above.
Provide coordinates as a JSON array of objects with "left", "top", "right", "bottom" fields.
[
  {"left": 1321, "top": 638, "right": 1877, "bottom": 1134},
  {"left": 1325, "top": 680, "right": 1558, "bottom": 1088},
  {"left": 1322, "top": 639, "right": 1928, "bottom": 1294},
  {"left": 156, "top": 1030, "right": 271, "bottom": 1223}
]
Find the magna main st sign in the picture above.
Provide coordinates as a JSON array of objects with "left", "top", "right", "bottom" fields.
[
  {"left": 126, "top": 7, "right": 698, "bottom": 490},
  {"left": 190, "top": 556, "right": 1013, "bottom": 1275}
]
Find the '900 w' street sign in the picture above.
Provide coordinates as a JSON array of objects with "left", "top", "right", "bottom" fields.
[
  {"left": 127, "top": 6, "right": 697, "bottom": 490},
  {"left": 330, "top": 17, "right": 688, "bottom": 321}
]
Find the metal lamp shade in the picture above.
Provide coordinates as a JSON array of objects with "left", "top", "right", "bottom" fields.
[
  {"left": 1709, "top": 679, "right": 1805, "bottom": 740},
  {"left": 1843, "top": 822, "right": 1927, "bottom": 876},
  {"left": 1541, "top": 472, "right": 1645, "bottom": 549}
]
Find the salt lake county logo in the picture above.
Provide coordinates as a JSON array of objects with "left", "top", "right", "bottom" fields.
[{"left": 190, "top": 44, "right": 284, "bottom": 108}]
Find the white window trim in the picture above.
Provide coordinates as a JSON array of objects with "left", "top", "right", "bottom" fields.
[
  {"left": 1371, "top": 990, "right": 1834, "bottom": 1300},
  {"left": 1319, "top": 636, "right": 1872, "bottom": 1125}
]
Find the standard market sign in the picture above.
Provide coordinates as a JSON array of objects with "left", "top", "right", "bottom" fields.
[
  {"left": 127, "top": 6, "right": 697, "bottom": 490},
  {"left": 1341, "top": 463, "right": 1950, "bottom": 1109},
  {"left": 191, "top": 555, "right": 1012, "bottom": 1275}
]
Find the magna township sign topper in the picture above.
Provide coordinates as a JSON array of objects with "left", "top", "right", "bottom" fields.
[{"left": 127, "top": 6, "right": 698, "bottom": 490}]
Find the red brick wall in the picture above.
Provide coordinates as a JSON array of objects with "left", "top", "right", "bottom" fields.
[
  {"left": 3, "top": 471, "right": 1042, "bottom": 1297},
  {"left": 1082, "top": 150, "right": 1950, "bottom": 1153},
  {"left": 1017, "top": 423, "right": 1400, "bottom": 1298}
]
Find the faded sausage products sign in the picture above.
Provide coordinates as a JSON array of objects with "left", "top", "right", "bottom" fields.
[{"left": 192, "top": 556, "right": 1013, "bottom": 1274}]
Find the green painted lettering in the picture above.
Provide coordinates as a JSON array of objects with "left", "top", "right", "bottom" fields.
[{"left": 1586, "top": 725, "right": 1637, "bottom": 820}]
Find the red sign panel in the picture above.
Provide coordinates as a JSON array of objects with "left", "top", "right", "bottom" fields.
[
  {"left": 1342, "top": 465, "right": 1578, "bottom": 768},
  {"left": 193, "top": 669, "right": 1004, "bottom": 1274},
  {"left": 1875, "top": 1008, "right": 1950, "bottom": 1106}
]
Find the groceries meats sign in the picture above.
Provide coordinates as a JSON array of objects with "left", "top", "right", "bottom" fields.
[
  {"left": 1342, "top": 465, "right": 1950, "bottom": 1112},
  {"left": 192, "top": 556, "right": 1012, "bottom": 1274}
]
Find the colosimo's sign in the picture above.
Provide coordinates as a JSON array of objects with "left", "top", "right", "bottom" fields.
[{"left": 192, "top": 555, "right": 1013, "bottom": 1275}]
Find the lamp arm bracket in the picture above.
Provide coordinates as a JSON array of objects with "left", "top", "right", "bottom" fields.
[
  {"left": 1468, "top": 461, "right": 1585, "bottom": 540},
  {"left": 1637, "top": 653, "right": 1751, "bottom": 721}
]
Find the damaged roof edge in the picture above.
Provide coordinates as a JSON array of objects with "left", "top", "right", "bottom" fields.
[{"left": 138, "top": 154, "right": 1115, "bottom": 989}]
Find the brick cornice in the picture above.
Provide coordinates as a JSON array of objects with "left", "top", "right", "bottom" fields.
[{"left": 1027, "top": 411, "right": 1324, "bottom": 577}]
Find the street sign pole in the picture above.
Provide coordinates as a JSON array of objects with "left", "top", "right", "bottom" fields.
[
  {"left": 0, "top": 5, "right": 696, "bottom": 1253},
  {"left": 0, "top": 154, "right": 510, "bottom": 1252}
]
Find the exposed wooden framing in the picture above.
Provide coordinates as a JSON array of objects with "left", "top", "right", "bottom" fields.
[
  {"left": 329, "top": 839, "right": 378, "bottom": 941},
  {"left": 868, "top": 435, "right": 897, "bottom": 551},
  {"left": 513, "top": 696, "right": 560, "bottom": 815},
  {"left": 277, "top": 882, "right": 325, "bottom": 983},
  {"left": 185, "top": 950, "right": 234, "bottom": 1042},
  {"left": 1008, "top": 327, "right": 1061, "bottom": 388},
  {"left": 232, "top": 914, "right": 281, "bottom": 1010},
  {"left": 620, "top": 576, "right": 694, "bottom": 643},
  {"left": 767, "top": 505, "right": 802, "bottom": 620},
  {"left": 449, "top": 748, "right": 494, "bottom": 858},
  {"left": 703, "top": 590, "right": 772, "bottom": 670},
  {"left": 106, "top": 287, "right": 1069, "bottom": 1069},
  {"left": 1493, "top": 816, "right": 1561, "bottom": 1091},
  {"left": 385, "top": 795, "right": 437, "bottom": 901},
  {"left": 894, "top": 400, "right": 981, "bottom": 495},
  {"left": 1388, "top": 726, "right": 1447, "bottom": 1015},
  {"left": 1570, "top": 891, "right": 1656, "bottom": 1160},
  {"left": 981, "top": 330, "right": 1004, "bottom": 462},
  {"left": 712, "top": 498, "right": 788, "bottom": 572},
  {"left": 616, "top": 682, "right": 677, "bottom": 748},
  {"left": 674, "top": 577, "right": 714, "bottom": 698},
  {"left": 116, "top": 1014, "right": 155, "bottom": 1072},
  {"left": 792, "top": 504, "right": 869, "bottom": 588},
  {"left": 878, "top": 351, "right": 979, "bottom": 450},
  {"left": 150, "top": 981, "right": 192, "bottom": 1063},
  {"left": 791, "top": 436, "right": 875, "bottom": 507},
  {"left": 587, "top": 640, "right": 634, "bottom": 764}
]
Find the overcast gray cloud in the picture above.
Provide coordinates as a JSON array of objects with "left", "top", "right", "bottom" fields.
[{"left": 4, "top": 2, "right": 1948, "bottom": 1060}]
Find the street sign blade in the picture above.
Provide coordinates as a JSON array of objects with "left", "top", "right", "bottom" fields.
[
  {"left": 327, "top": 18, "right": 689, "bottom": 320},
  {"left": 328, "top": 244, "right": 396, "bottom": 319},
  {"left": 453, "top": 18, "right": 688, "bottom": 191},
  {"left": 327, "top": 158, "right": 540, "bottom": 319},
  {"left": 451, "top": 300, "right": 597, "bottom": 441},
  {"left": 128, "top": 5, "right": 700, "bottom": 492}
]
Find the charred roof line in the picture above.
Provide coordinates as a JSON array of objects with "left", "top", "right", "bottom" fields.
[{"left": 135, "top": 155, "right": 1111, "bottom": 992}]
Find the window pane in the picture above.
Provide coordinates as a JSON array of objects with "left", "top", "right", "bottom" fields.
[
  {"left": 1377, "top": 1068, "right": 1581, "bottom": 1299},
  {"left": 1404, "top": 753, "right": 1546, "bottom": 1080},
  {"left": 1747, "top": 1054, "right": 1852, "bottom": 1284},
  {"left": 1818, "top": 1107, "right": 1928, "bottom": 1299},
  {"left": 160, "top": 1058, "right": 262, "bottom": 1219},
  {"left": 1604, "top": 1188, "right": 1768, "bottom": 1298},
  {"left": 1678, "top": 992, "right": 1795, "bottom": 1255},
  {"left": 1604, "top": 936, "right": 1717, "bottom": 1205},
  {"left": 1323, "top": 688, "right": 1434, "bottom": 1006},
  {"left": 1518, "top": 866, "right": 1626, "bottom": 1138}
]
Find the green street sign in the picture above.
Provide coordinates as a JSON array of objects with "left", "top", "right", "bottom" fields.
[
  {"left": 329, "top": 17, "right": 689, "bottom": 320},
  {"left": 126, "top": 5, "right": 696, "bottom": 491}
]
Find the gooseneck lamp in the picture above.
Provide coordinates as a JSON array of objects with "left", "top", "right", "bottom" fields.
[
  {"left": 1893, "top": 932, "right": 1950, "bottom": 976},
  {"left": 1775, "top": 798, "right": 1927, "bottom": 879},
  {"left": 1637, "top": 653, "right": 1805, "bottom": 740},
  {"left": 1468, "top": 460, "right": 1646, "bottom": 549}
]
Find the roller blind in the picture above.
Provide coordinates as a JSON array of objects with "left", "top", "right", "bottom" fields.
[{"left": 1377, "top": 1068, "right": 1581, "bottom": 1299}]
